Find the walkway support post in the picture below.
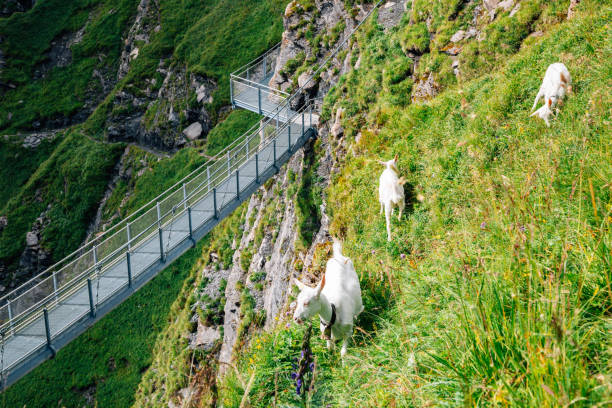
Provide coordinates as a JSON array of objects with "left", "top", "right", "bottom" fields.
[
  {"left": 273, "top": 139, "right": 278, "bottom": 172},
  {"left": 255, "top": 153, "right": 259, "bottom": 184},
  {"left": 87, "top": 279, "right": 95, "bottom": 317},
  {"left": 158, "top": 227, "right": 165, "bottom": 263},
  {"left": 7, "top": 300, "right": 14, "bottom": 336},
  {"left": 126, "top": 252, "right": 132, "bottom": 288},
  {"left": 258, "top": 88, "right": 262, "bottom": 114},
  {"left": 127, "top": 222, "right": 131, "bottom": 251},
  {"left": 188, "top": 207, "right": 194, "bottom": 246},
  {"left": 52, "top": 271, "right": 58, "bottom": 302},
  {"left": 236, "top": 171, "right": 240, "bottom": 200},
  {"left": 207, "top": 167, "right": 211, "bottom": 192},
  {"left": 213, "top": 188, "right": 218, "bottom": 219},
  {"left": 43, "top": 308, "right": 54, "bottom": 356}
]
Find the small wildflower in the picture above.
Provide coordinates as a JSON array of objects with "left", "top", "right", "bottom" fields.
[
  {"left": 309, "top": 362, "right": 315, "bottom": 371},
  {"left": 301, "top": 350, "right": 305, "bottom": 358},
  {"left": 371, "top": 249, "right": 375, "bottom": 255},
  {"left": 480, "top": 221, "right": 487, "bottom": 230},
  {"left": 291, "top": 372, "right": 297, "bottom": 380},
  {"left": 286, "top": 322, "right": 291, "bottom": 329},
  {"left": 400, "top": 253, "right": 406, "bottom": 260},
  {"left": 519, "top": 225, "right": 526, "bottom": 232}
]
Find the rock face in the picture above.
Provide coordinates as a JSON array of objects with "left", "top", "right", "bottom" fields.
[
  {"left": 378, "top": 1, "right": 408, "bottom": 30},
  {"left": 412, "top": 72, "right": 440, "bottom": 101},
  {"left": 117, "top": 0, "right": 159, "bottom": 80},
  {"left": 105, "top": 64, "right": 215, "bottom": 150},
  {"left": 12, "top": 207, "right": 52, "bottom": 288},
  {"left": 268, "top": 0, "right": 377, "bottom": 102},
  {"left": 0, "top": 0, "right": 34, "bottom": 18}
]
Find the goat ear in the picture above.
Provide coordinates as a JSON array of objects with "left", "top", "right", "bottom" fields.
[
  {"left": 547, "top": 98, "right": 552, "bottom": 108},
  {"left": 293, "top": 278, "right": 308, "bottom": 292},
  {"left": 393, "top": 153, "right": 398, "bottom": 162},
  {"left": 316, "top": 274, "right": 326, "bottom": 298}
]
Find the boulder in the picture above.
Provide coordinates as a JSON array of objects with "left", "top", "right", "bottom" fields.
[
  {"left": 26, "top": 231, "right": 38, "bottom": 247},
  {"left": 182, "top": 122, "right": 202, "bottom": 140}
]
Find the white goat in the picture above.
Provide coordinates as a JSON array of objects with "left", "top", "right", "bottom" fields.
[
  {"left": 293, "top": 239, "right": 363, "bottom": 359},
  {"left": 531, "top": 62, "right": 572, "bottom": 126},
  {"left": 378, "top": 154, "right": 406, "bottom": 241}
]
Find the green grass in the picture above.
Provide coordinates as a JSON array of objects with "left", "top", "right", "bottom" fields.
[
  {"left": 1, "top": 234, "right": 207, "bottom": 408},
  {"left": 0, "top": 132, "right": 124, "bottom": 279},
  {"left": 206, "top": 110, "right": 261, "bottom": 156},
  {"left": 218, "top": 1, "right": 612, "bottom": 406},
  {"left": 0, "top": 0, "right": 139, "bottom": 133},
  {"left": 0, "top": 135, "right": 61, "bottom": 209}
]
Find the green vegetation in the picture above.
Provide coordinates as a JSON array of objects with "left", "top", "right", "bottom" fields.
[
  {"left": 295, "top": 139, "right": 323, "bottom": 250},
  {"left": 133, "top": 203, "right": 248, "bottom": 406},
  {"left": 219, "top": 1, "right": 612, "bottom": 406},
  {"left": 206, "top": 110, "right": 260, "bottom": 156},
  {"left": 0, "top": 0, "right": 139, "bottom": 133},
  {"left": 2, "top": 236, "right": 206, "bottom": 408},
  {"left": 0, "top": 132, "right": 123, "bottom": 274},
  {"left": 0, "top": 135, "right": 60, "bottom": 208}
]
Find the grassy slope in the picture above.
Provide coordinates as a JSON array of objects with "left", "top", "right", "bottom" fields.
[
  {"left": 219, "top": 1, "right": 611, "bottom": 407},
  {"left": 0, "top": 136, "right": 60, "bottom": 209},
  {"left": 1, "top": 0, "right": 285, "bottom": 403},
  {"left": 1, "top": 237, "right": 207, "bottom": 408},
  {"left": 0, "top": 133, "right": 124, "bottom": 273},
  {"left": 84, "top": 0, "right": 286, "bottom": 136},
  {"left": 0, "top": 0, "right": 139, "bottom": 133}
]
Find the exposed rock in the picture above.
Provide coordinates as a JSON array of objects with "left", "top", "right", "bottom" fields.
[
  {"left": 378, "top": 1, "right": 408, "bottom": 30},
  {"left": 26, "top": 232, "right": 38, "bottom": 247},
  {"left": 192, "top": 321, "right": 220, "bottom": 351},
  {"left": 118, "top": 0, "right": 158, "bottom": 80},
  {"left": 33, "top": 23, "right": 86, "bottom": 80},
  {"left": 0, "top": 216, "right": 6, "bottom": 233},
  {"left": 183, "top": 122, "right": 203, "bottom": 140},
  {"left": 483, "top": 0, "right": 516, "bottom": 20},
  {"left": 14, "top": 206, "right": 52, "bottom": 282},
  {"left": 412, "top": 72, "right": 440, "bottom": 102},
  {"left": 450, "top": 27, "right": 478, "bottom": 43},
  {"left": 330, "top": 107, "right": 344, "bottom": 138},
  {"left": 1, "top": 0, "right": 34, "bottom": 18},
  {"left": 21, "top": 130, "right": 60, "bottom": 148}
]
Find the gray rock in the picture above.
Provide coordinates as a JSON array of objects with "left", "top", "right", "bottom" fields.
[
  {"left": 26, "top": 231, "right": 39, "bottom": 246},
  {"left": 182, "top": 122, "right": 202, "bottom": 140},
  {"left": 0, "top": 216, "right": 7, "bottom": 232},
  {"left": 192, "top": 321, "right": 220, "bottom": 350},
  {"left": 412, "top": 72, "right": 440, "bottom": 102}
]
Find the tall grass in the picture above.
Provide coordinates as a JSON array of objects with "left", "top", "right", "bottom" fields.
[{"left": 219, "top": 1, "right": 611, "bottom": 406}]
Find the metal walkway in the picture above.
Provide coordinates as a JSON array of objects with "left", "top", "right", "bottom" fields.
[{"left": 0, "top": 43, "right": 317, "bottom": 389}]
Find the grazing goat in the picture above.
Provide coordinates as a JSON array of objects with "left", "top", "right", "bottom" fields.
[
  {"left": 531, "top": 62, "right": 572, "bottom": 126},
  {"left": 293, "top": 239, "right": 363, "bottom": 359},
  {"left": 378, "top": 154, "right": 406, "bottom": 241}
]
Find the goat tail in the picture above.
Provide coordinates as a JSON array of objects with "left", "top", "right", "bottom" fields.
[{"left": 384, "top": 201, "right": 392, "bottom": 241}]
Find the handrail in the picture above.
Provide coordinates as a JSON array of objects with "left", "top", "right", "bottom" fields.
[
  {"left": 0, "top": 91, "right": 292, "bottom": 307},
  {"left": 0, "top": 96, "right": 312, "bottom": 334}
]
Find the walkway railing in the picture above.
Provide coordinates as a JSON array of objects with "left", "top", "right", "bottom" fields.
[{"left": 0, "top": 89, "right": 316, "bottom": 387}]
